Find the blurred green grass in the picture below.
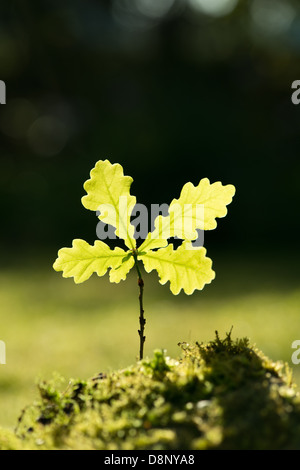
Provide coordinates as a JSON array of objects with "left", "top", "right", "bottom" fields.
[{"left": 0, "top": 250, "right": 300, "bottom": 429}]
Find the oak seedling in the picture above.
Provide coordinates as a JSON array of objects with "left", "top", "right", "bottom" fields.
[{"left": 53, "top": 160, "right": 235, "bottom": 360}]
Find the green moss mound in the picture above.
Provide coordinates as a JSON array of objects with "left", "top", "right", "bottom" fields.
[{"left": 4, "top": 331, "right": 300, "bottom": 450}]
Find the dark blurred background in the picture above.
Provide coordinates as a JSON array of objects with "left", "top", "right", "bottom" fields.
[
  {"left": 1, "top": 0, "right": 300, "bottom": 258},
  {"left": 2, "top": 1, "right": 300, "bottom": 429}
]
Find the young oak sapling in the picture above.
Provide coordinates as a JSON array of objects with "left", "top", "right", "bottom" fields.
[{"left": 53, "top": 160, "right": 235, "bottom": 360}]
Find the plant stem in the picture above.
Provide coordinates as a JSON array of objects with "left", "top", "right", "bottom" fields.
[{"left": 133, "top": 253, "right": 146, "bottom": 360}]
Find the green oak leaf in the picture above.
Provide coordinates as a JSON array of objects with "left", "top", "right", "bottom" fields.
[
  {"left": 138, "top": 241, "right": 215, "bottom": 295},
  {"left": 109, "top": 253, "right": 135, "bottom": 284},
  {"left": 53, "top": 239, "right": 132, "bottom": 284},
  {"left": 169, "top": 178, "right": 236, "bottom": 232},
  {"left": 81, "top": 160, "right": 136, "bottom": 250},
  {"left": 138, "top": 178, "right": 236, "bottom": 253}
]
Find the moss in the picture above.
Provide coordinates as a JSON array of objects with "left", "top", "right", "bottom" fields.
[
  {"left": 0, "top": 428, "right": 21, "bottom": 450},
  {"left": 2, "top": 331, "right": 300, "bottom": 450}
]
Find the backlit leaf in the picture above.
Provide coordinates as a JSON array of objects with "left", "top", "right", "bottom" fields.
[
  {"left": 109, "top": 254, "right": 135, "bottom": 284},
  {"left": 138, "top": 241, "right": 215, "bottom": 295},
  {"left": 82, "top": 160, "right": 136, "bottom": 249},
  {"left": 169, "top": 178, "right": 236, "bottom": 233},
  {"left": 53, "top": 239, "right": 132, "bottom": 284},
  {"left": 139, "top": 178, "right": 235, "bottom": 252}
]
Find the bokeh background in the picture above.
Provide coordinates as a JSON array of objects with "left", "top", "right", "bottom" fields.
[{"left": 1, "top": 0, "right": 300, "bottom": 428}]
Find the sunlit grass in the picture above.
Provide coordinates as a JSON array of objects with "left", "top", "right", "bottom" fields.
[{"left": 0, "top": 250, "right": 299, "bottom": 429}]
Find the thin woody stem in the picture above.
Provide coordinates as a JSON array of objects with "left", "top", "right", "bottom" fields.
[{"left": 133, "top": 252, "right": 146, "bottom": 360}]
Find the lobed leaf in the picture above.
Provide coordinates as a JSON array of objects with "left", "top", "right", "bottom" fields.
[
  {"left": 109, "top": 254, "right": 135, "bottom": 284},
  {"left": 138, "top": 241, "right": 215, "bottom": 295},
  {"left": 169, "top": 178, "right": 235, "bottom": 232},
  {"left": 139, "top": 178, "right": 235, "bottom": 253},
  {"left": 81, "top": 160, "right": 137, "bottom": 249},
  {"left": 53, "top": 239, "right": 133, "bottom": 284}
]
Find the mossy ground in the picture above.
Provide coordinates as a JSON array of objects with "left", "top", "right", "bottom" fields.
[{"left": 1, "top": 331, "right": 300, "bottom": 450}]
